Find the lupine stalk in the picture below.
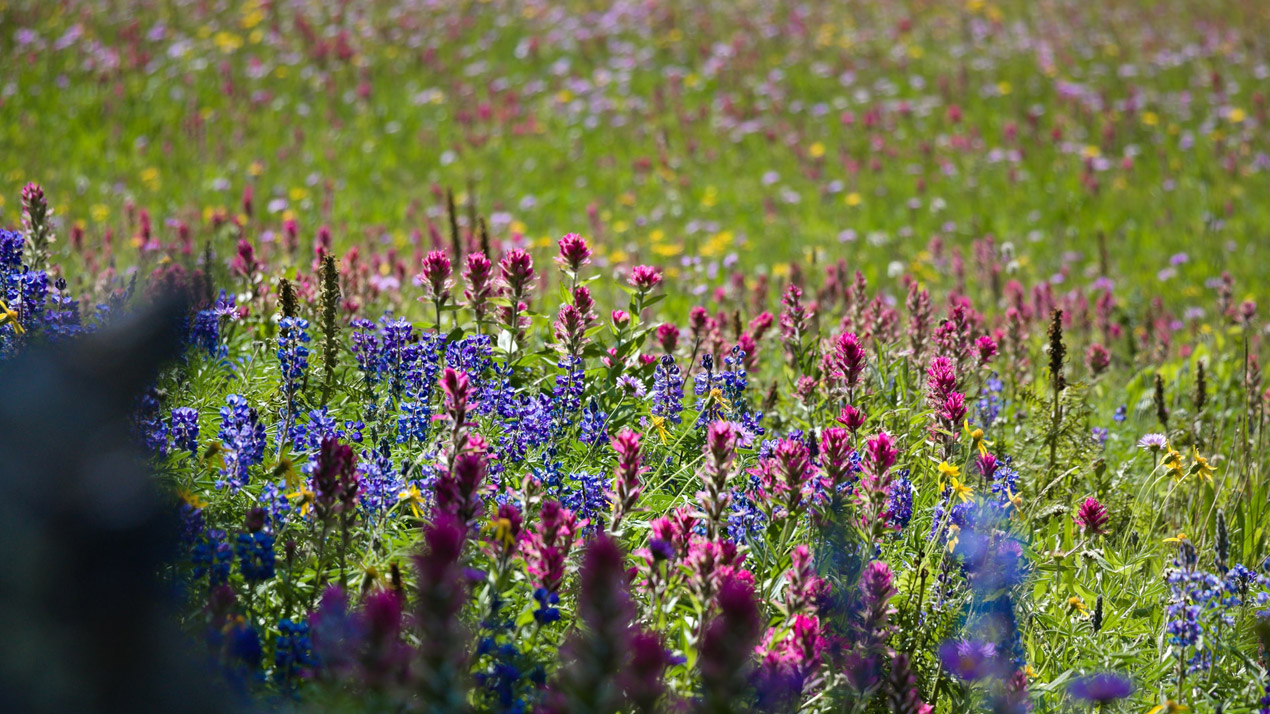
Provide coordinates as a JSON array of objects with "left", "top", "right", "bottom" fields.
[{"left": 317, "top": 254, "right": 342, "bottom": 405}]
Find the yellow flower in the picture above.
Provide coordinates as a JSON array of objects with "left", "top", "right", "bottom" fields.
[
  {"left": 965, "top": 419, "right": 991, "bottom": 455},
  {"left": 844, "top": 192, "right": 862, "bottom": 207},
  {"left": 0, "top": 299, "right": 25, "bottom": 335},
  {"left": 1189, "top": 449, "right": 1215, "bottom": 483},
  {"left": 808, "top": 142, "right": 826, "bottom": 159},
  {"left": 946, "top": 524, "right": 961, "bottom": 552},
  {"left": 491, "top": 517, "right": 516, "bottom": 547},
  {"left": 1164, "top": 532, "right": 1187, "bottom": 544},
  {"left": 288, "top": 485, "right": 316, "bottom": 518},
  {"left": 1067, "top": 595, "right": 1088, "bottom": 615},
  {"left": 937, "top": 461, "right": 961, "bottom": 483},
  {"left": 948, "top": 476, "right": 974, "bottom": 504},
  {"left": 1006, "top": 486, "right": 1023, "bottom": 513},
  {"left": 1163, "top": 448, "right": 1185, "bottom": 480},
  {"left": 398, "top": 485, "right": 427, "bottom": 519},
  {"left": 1146, "top": 702, "right": 1188, "bottom": 714},
  {"left": 650, "top": 414, "right": 671, "bottom": 444},
  {"left": 178, "top": 488, "right": 209, "bottom": 509}
]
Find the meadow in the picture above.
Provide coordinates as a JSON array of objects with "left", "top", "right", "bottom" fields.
[{"left": 3, "top": 0, "right": 1270, "bottom": 712}]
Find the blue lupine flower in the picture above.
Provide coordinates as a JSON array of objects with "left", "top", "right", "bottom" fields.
[
  {"left": 651, "top": 354, "right": 685, "bottom": 424},
  {"left": 170, "top": 407, "right": 200, "bottom": 455},
  {"left": 274, "top": 619, "right": 315, "bottom": 685},
  {"left": 1113, "top": 404, "right": 1127, "bottom": 423},
  {"left": 562, "top": 470, "right": 609, "bottom": 530},
  {"left": 192, "top": 528, "right": 233, "bottom": 585},
  {"left": 0, "top": 230, "right": 23, "bottom": 271},
  {"left": 398, "top": 400, "right": 431, "bottom": 444},
  {"left": 358, "top": 444, "right": 404, "bottom": 516},
  {"left": 235, "top": 531, "right": 276, "bottom": 581},
  {"left": 578, "top": 399, "right": 608, "bottom": 445},
  {"left": 887, "top": 470, "right": 915, "bottom": 529},
  {"left": 188, "top": 309, "right": 223, "bottom": 357},
  {"left": 257, "top": 480, "right": 292, "bottom": 529},
  {"left": 277, "top": 316, "right": 311, "bottom": 400},
  {"left": 217, "top": 394, "right": 268, "bottom": 491},
  {"left": 727, "top": 489, "right": 768, "bottom": 543},
  {"left": 552, "top": 356, "right": 586, "bottom": 424},
  {"left": 532, "top": 588, "right": 561, "bottom": 624},
  {"left": 350, "top": 317, "right": 383, "bottom": 385},
  {"left": 446, "top": 333, "right": 494, "bottom": 385}
]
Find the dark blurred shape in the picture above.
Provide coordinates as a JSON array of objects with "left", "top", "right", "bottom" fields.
[{"left": 0, "top": 298, "right": 240, "bottom": 714}]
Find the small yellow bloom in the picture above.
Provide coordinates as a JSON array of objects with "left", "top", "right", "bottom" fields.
[
  {"left": 1228, "top": 108, "right": 1247, "bottom": 124},
  {"left": 845, "top": 192, "right": 862, "bottom": 207},
  {"left": 289, "top": 486, "right": 316, "bottom": 518},
  {"left": 1163, "top": 448, "right": 1185, "bottom": 480},
  {"left": 808, "top": 142, "right": 826, "bottom": 159},
  {"left": 1067, "top": 595, "right": 1088, "bottom": 615},
  {"left": 1189, "top": 449, "right": 1215, "bottom": 483},
  {"left": 0, "top": 300, "right": 25, "bottom": 335},
  {"left": 946, "top": 524, "right": 961, "bottom": 552},
  {"left": 1164, "top": 532, "right": 1188, "bottom": 544},
  {"left": 397, "top": 485, "right": 427, "bottom": 519},
  {"left": 1146, "top": 702, "right": 1188, "bottom": 714},
  {"left": 491, "top": 517, "right": 516, "bottom": 547},
  {"left": 948, "top": 476, "right": 974, "bottom": 504},
  {"left": 937, "top": 461, "right": 961, "bottom": 481},
  {"left": 650, "top": 414, "right": 671, "bottom": 444},
  {"left": 178, "top": 488, "right": 209, "bottom": 509}
]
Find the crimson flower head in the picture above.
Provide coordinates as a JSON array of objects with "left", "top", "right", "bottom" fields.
[
  {"left": 440, "top": 368, "right": 473, "bottom": 424},
  {"left": 832, "top": 331, "right": 867, "bottom": 389},
  {"left": 976, "top": 452, "right": 998, "bottom": 480},
  {"left": 837, "top": 403, "right": 867, "bottom": 433},
  {"left": 555, "top": 232, "right": 592, "bottom": 272},
  {"left": 689, "top": 306, "right": 710, "bottom": 336},
  {"left": 865, "top": 432, "right": 897, "bottom": 476},
  {"left": 499, "top": 248, "right": 535, "bottom": 295},
  {"left": 656, "top": 323, "right": 680, "bottom": 353},
  {"left": 1085, "top": 343, "right": 1111, "bottom": 375},
  {"left": 418, "top": 249, "right": 453, "bottom": 305},
  {"left": 941, "top": 392, "right": 967, "bottom": 424},
  {"left": 568, "top": 284, "right": 593, "bottom": 313},
  {"left": 975, "top": 335, "right": 998, "bottom": 366},
  {"left": 1074, "top": 497, "right": 1110, "bottom": 535},
  {"left": 629, "top": 265, "right": 663, "bottom": 292}
]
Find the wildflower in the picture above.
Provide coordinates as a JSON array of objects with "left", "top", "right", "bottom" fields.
[
  {"left": 1068, "top": 673, "right": 1133, "bottom": 705},
  {"left": 1068, "top": 596, "right": 1089, "bottom": 616},
  {"left": 1163, "top": 533, "right": 1188, "bottom": 544},
  {"left": 1086, "top": 343, "right": 1111, "bottom": 375},
  {"left": 948, "top": 476, "right": 974, "bottom": 503},
  {"left": 1189, "top": 449, "right": 1215, "bottom": 483},
  {"left": 1138, "top": 433, "right": 1168, "bottom": 451},
  {"left": 0, "top": 299, "right": 25, "bottom": 336},
  {"left": 650, "top": 355, "right": 685, "bottom": 425},
  {"left": 1074, "top": 497, "right": 1110, "bottom": 535},
  {"left": 609, "top": 429, "right": 645, "bottom": 532},
  {"left": 1163, "top": 447, "right": 1185, "bottom": 480},
  {"left": 698, "top": 577, "right": 762, "bottom": 714},
  {"left": 170, "top": 407, "right": 200, "bottom": 455},
  {"left": 938, "top": 639, "right": 999, "bottom": 682},
  {"left": 555, "top": 233, "right": 592, "bottom": 274},
  {"left": 414, "top": 513, "right": 472, "bottom": 710},
  {"left": 1145, "top": 702, "right": 1189, "bottom": 714},
  {"left": 830, "top": 331, "right": 867, "bottom": 393},
  {"left": 937, "top": 461, "right": 961, "bottom": 483},
  {"left": 628, "top": 265, "right": 663, "bottom": 292},
  {"left": 397, "top": 484, "right": 428, "bottom": 519}
]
